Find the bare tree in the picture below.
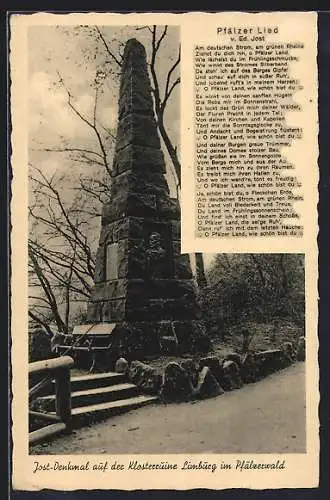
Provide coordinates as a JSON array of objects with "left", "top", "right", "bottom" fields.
[
  {"left": 29, "top": 52, "right": 116, "bottom": 330},
  {"left": 144, "top": 26, "right": 181, "bottom": 186},
  {"left": 29, "top": 165, "right": 97, "bottom": 332}
]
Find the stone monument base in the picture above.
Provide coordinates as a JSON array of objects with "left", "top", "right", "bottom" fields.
[
  {"left": 108, "top": 320, "right": 210, "bottom": 361},
  {"left": 59, "top": 320, "right": 210, "bottom": 368}
]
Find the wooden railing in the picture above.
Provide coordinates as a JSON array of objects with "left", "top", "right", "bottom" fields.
[{"left": 29, "top": 356, "right": 74, "bottom": 445}]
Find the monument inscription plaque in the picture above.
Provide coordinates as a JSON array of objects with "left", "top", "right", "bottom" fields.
[{"left": 105, "top": 243, "right": 119, "bottom": 281}]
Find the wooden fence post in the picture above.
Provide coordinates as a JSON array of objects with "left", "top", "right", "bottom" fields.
[
  {"left": 29, "top": 356, "right": 74, "bottom": 445},
  {"left": 55, "top": 365, "right": 72, "bottom": 426}
]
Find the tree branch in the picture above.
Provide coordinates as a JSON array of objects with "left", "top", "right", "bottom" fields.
[
  {"left": 28, "top": 310, "right": 53, "bottom": 336},
  {"left": 95, "top": 27, "right": 122, "bottom": 66}
]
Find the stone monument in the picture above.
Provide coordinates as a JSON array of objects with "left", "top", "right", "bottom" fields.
[{"left": 87, "top": 39, "right": 208, "bottom": 359}]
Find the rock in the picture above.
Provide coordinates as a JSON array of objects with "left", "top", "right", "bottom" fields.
[
  {"left": 194, "top": 366, "right": 225, "bottom": 399},
  {"left": 199, "top": 356, "right": 223, "bottom": 383},
  {"left": 160, "top": 362, "right": 194, "bottom": 403},
  {"left": 222, "top": 360, "right": 243, "bottom": 390},
  {"left": 255, "top": 349, "right": 285, "bottom": 377},
  {"left": 180, "top": 358, "right": 198, "bottom": 386},
  {"left": 128, "top": 360, "right": 162, "bottom": 395},
  {"left": 296, "top": 336, "right": 305, "bottom": 361},
  {"left": 115, "top": 357, "right": 129, "bottom": 374},
  {"left": 224, "top": 352, "right": 242, "bottom": 367},
  {"left": 241, "top": 352, "right": 257, "bottom": 383},
  {"left": 281, "top": 342, "right": 295, "bottom": 365}
]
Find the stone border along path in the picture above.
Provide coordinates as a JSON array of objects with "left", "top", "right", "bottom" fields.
[
  {"left": 125, "top": 339, "right": 304, "bottom": 402},
  {"left": 30, "top": 362, "right": 305, "bottom": 455}
]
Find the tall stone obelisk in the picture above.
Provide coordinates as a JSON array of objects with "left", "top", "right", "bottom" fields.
[{"left": 87, "top": 39, "right": 208, "bottom": 358}]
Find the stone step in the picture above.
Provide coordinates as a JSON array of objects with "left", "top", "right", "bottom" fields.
[
  {"left": 52, "top": 371, "right": 126, "bottom": 392},
  {"left": 39, "top": 383, "right": 139, "bottom": 410},
  {"left": 70, "top": 394, "right": 158, "bottom": 426}
]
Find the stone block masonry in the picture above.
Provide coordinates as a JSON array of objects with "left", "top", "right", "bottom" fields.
[{"left": 87, "top": 39, "right": 208, "bottom": 359}]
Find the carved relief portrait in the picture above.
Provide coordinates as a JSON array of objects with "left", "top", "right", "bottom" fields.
[{"left": 145, "top": 231, "right": 167, "bottom": 278}]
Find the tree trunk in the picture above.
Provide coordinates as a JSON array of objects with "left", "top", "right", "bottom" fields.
[
  {"left": 195, "top": 252, "right": 207, "bottom": 288},
  {"left": 157, "top": 116, "right": 181, "bottom": 185}
]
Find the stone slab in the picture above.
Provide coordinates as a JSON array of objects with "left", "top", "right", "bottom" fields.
[
  {"left": 118, "top": 83, "right": 154, "bottom": 120},
  {"left": 90, "top": 279, "right": 128, "bottom": 302},
  {"left": 72, "top": 323, "right": 117, "bottom": 336},
  {"left": 112, "top": 144, "right": 166, "bottom": 176},
  {"left": 111, "top": 170, "right": 169, "bottom": 197}
]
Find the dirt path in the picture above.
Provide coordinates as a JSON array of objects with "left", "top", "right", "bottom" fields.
[{"left": 31, "top": 362, "right": 305, "bottom": 455}]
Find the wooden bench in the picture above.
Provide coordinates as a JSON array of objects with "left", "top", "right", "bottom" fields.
[{"left": 54, "top": 324, "right": 117, "bottom": 372}]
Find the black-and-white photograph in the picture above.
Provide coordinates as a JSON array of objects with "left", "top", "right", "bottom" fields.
[{"left": 27, "top": 23, "right": 305, "bottom": 456}]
